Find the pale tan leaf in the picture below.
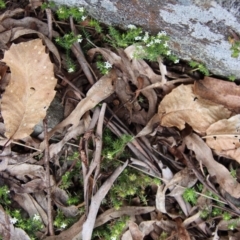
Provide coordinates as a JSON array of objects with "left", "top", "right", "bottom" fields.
[
  {"left": 205, "top": 114, "right": 240, "bottom": 162},
  {"left": 184, "top": 133, "right": 240, "bottom": 198},
  {"left": 128, "top": 221, "right": 144, "bottom": 240},
  {"left": 158, "top": 84, "right": 231, "bottom": 134},
  {"left": 1, "top": 39, "right": 57, "bottom": 139}
]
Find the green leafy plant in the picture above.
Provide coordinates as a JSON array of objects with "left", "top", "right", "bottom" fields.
[
  {"left": 9, "top": 210, "right": 43, "bottom": 240},
  {"left": 96, "top": 60, "right": 112, "bottom": 75},
  {"left": 183, "top": 187, "right": 197, "bottom": 205},
  {"left": 230, "top": 168, "right": 237, "bottom": 180},
  {"left": 107, "top": 25, "right": 142, "bottom": 48},
  {"left": 89, "top": 18, "right": 102, "bottom": 33},
  {"left": 41, "top": 1, "right": 56, "bottom": 10},
  {"left": 189, "top": 60, "right": 210, "bottom": 76},
  {"left": 107, "top": 25, "right": 179, "bottom": 63},
  {"left": 54, "top": 210, "right": 76, "bottom": 230},
  {"left": 0, "top": 0, "right": 6, "bottom": 9},
  {"left": 55, "top": 33, "right": 83, "bottom": 72},
  {"left": 227, "top": 218, "right": 240, "bottom": 230},
  {"left": 102, "top": 130, "right": 134, "bottom": 161},
  {"left": 228, "top": 75, "right": 236, "bottom": 81},
  {"left": 93, "top": 216, "right": 129, "bottom": 240},
  {"left": 223, "top": 211, "right": 232, "bottom": 221},
  {"left": 56, "top": 6, "right": 87, "bottom": 21},
  {"left": 230, "top": 40, "right": 240, "bottom": 58},
  {"left": 0, "top": 185, "right": 11, "bottom": 205},
  {"left": 100, "top": 129, "right": 160, "bottom": 209}
]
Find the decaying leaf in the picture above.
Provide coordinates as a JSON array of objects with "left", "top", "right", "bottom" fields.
[
  {"left": 184, "top": 133, "right": 240, "bottom": 199},
  {"left": 128, "top": 221, "right": 144, "bottom": 240},
  {"left": 45, "top": 69, "right": 116, "bottom": 141},
  {"left": 158, "top": 84, "right": 231, "bottom": 134},
  {"left": 205, "top": 114, "right": 240, "bottom": 162},
  {"left": 1, "top": 17, "right": 59, "bottom": 38},
  {"left": 193, "top": 76, "right": 240, "bottom": 111},
  {"left": 1, "top": 39, "right": 57, "bottom": 139}
]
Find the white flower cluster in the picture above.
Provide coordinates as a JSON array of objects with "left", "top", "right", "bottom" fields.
[
  {"left": 10, "top": 217, "right": 18, "bottom": 224},
  {"left": 127, "top": 24, "right": 137, "bottom": 30},
  {"left": 61, "top": 223, "right": 67, "bottom": 229},
  {"left": 104, "top": 61, "right": 112, "bottom": 69},
  {"left": 68, "top": 67, "right": 75, "bottom": 73},
  {"left": 58, "top": 7, "right": 64, "bottom": 14},
  {"left": 33, "top": 214, "right": 41, "bottom": 221},
  {"left": 157, "top": 30, "right": 167, "bottom": 37},
  {"left": 77, "top": 34, "right": 83, "bottom": 43}
]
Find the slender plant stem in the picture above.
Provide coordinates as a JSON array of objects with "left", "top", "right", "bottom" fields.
[{"left": 43, "top": 119, "right": 54, "bottom": 236}]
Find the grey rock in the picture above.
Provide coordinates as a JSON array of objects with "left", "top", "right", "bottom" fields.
[
  {"left": 33, "top": 96, "right": 64, "bottom": 136},
  {"left": 53, "top": 0, "right": 240, "bottom": 78}
]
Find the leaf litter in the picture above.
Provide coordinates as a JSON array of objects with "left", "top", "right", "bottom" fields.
[{"left": 0, "top": 2, "right": 240, "bottom": 240}]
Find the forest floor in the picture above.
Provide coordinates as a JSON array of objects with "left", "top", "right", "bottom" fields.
[{"left": 0, "top": 1, "right": 240, "bottom": 240}]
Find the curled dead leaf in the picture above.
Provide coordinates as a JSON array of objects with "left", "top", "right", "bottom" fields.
[
  {"left": 205, "top": 114, "right": 240, "bottom": 162},
  {"left": 184, "top": 133, "right": 240, "bottom": 199},
  {"left": 194, "top": 77, "right": 240, "bottom": 111},
  {"left": 158, "top": 84, "right": 231, "bottom": 134}
]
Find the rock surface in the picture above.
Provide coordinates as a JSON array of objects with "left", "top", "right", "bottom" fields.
[{"left": 53, "top": 0, "right": 240, "bottom": 78}]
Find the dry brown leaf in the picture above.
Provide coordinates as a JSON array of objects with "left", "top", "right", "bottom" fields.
[
  {"left": 13, "top": 193, "right": 48, "bottom": 225},
  {"left": 0, "top": 8, "right": 24, "bottom": 22},
  {"left": 10, "top": 28, "right": 61, "bottom": 66},
  {"left": 175, "top": 218, "right": 191, "bottom": 240},
  {"left": 128, "top": 221, "right": 144, "bottom": 240},
  {"left": 1, "top": 39, "right": 57, "bottom": 139},
  {"left": 45, "top": 69, "right": 116, "bottom": 141},
  {"left": 184, "top": 133, "right": 240, "bottom": 198},
  {"left": 194, "top": 76, "right": 240, "bottom": 111},
  {"left": 158, "top": 84, "right": 231, "bottom": 134},
  {"left": 1, "top": 17, "right": 59, "bottom": 38},
  {"left": 124, "top": 45, "right": 162, "bottom": 83},
  {"left": 205, "top": 114, "right": 240, "bottom": 162}
]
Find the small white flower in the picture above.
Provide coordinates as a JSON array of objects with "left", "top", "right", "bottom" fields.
[
  {"left": 142, "top": 36, "right": 149, "bottom": 42},
  {"left": 33, "top": 214, "right": 40, "bottom": 221},
  {"left": 104, "top": 61, "right": 112, "bottom": 69},
  {"left": 81, "top": 15, "right": 87, "bottom": 21},
  {"left": 58, "top": 7, "right": 64, "bottom": 14},
  {"left": 146, "top": 44, "right": 150, "bottom": 47},
  {"left": 60, "top": 223, "right": 67, "bottom": 229},
  {"left": 163, "top": 42, "right": 168, "bottom": 48},
  {"left": 134, "top": 36, "right": 142, "bottom": 41},
  {"left": 127, "top": 24, "right": 137, "bottom": 29},
  {"left": 68, "top": 67, "right": 75, "bottom": 73},
  {"left": 174, "top": 59, "right": 179, "bottom": 64},
  {"left": 77, "top": 38, "right": 82, "bottom": 43},
  {"left": 10, "top": 217, "right": 18, "bottom": 224},
  {"left": 107, "top": 153, "right": 113, "bottom": 159},
  {"left": 78, "top": 7, "right": 84, "bottom": 12},
  {"left": 166, "top": 50, "right": 171, "bottom": 55},
  {"left": 158, "top": 30, "right": 167, "bottom": 36},
  {"left": 154, "top": 39, "right": 161, "bottom": 43}
]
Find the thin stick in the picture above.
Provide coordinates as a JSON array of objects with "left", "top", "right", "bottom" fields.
[
  {"left": 43, "top": 119, "right": 54, "bottom": 236},
  {"left": 45, "top": 8, "right": 53, "bottom": 40},
  {"left": 69, "top": 16, "right": 96, "bottom": 85}
]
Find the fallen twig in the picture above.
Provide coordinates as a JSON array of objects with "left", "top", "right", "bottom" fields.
[{"left": 43, "top": 118, "right": 54, "bottom": 236}]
